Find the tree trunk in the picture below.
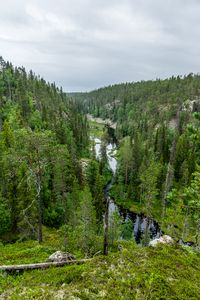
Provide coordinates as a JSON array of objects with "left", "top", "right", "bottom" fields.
[
  {"left": 37, "top": 167, "right": 43, "bottom": 243},
  {"left": 0, "top": 259, "right": 91, "bottom": 273},
  {"left": 181, "top": 208, "right": 189, "bottom": 241},
  {"left": 38, "top": 186, "right": 43, "bottom": 243},
  {"left": 162, "top": 108, "right": 181, "bottom": 220},
  {"left": 0, "top": 114, "right": 2, "bottom": 132},
  {"left": 103, "top": 197, "right": 109, "bottom": 255},
  {"left": 125, "top": 164, "right": 128, "bottom": 185},
  {"left": 63, "top": 191, "right": 68, "bottom": 251}
]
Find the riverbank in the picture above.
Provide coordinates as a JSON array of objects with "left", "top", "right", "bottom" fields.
[
  {"left": 92, "top": 123, "right": 162, "bottom": 245},
  {"left": 87, "top": 114, "right": 117, "bottom": 129},
  {"left": 88, "top": 119, "right": 105, "bottom": 139}
]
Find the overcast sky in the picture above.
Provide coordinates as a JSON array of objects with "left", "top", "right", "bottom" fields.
[{"left": 0, "top": 0, "right": 200, "bottom": 91}]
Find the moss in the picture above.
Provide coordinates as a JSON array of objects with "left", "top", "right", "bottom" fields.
[{"left": 0, "top": 242, "right": 199, "bottom": 299}]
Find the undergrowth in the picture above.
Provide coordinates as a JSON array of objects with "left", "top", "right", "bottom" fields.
[{"left": 0, "top": 241, "right": 199, "bottom": 299}]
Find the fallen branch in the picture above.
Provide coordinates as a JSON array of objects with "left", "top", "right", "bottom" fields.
[{"left": 0, "top": 259, "right": 91, "bottom": 272}]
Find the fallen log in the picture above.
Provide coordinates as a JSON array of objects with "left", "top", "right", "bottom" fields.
[{"left": 0, "top": 259, "right": 91, "bottom": 272}]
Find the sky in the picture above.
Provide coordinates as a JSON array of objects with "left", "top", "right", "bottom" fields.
[{"left": 0, "top": 0, "right": 200, "bottom": 92}]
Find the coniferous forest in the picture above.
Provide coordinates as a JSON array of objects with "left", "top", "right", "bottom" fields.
[
  {"left": 72, "top": 76, "right": 200, "bottom": 243},
  {"left": 0, "top": 58, "right": 200, "bottom": 299},
  {"left": 0, "top": 57, "right": 93, "bottom": 244}
]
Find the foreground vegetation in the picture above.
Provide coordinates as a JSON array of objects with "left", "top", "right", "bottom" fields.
[{"left": 0, "top": 241, "right": 200, "bottom": 299}]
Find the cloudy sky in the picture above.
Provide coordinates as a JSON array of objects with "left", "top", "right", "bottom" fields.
[{"left": 0, "top": 0, "right": 200, "bottom": 91}]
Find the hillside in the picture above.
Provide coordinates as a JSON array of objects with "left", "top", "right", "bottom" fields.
[
  {"left": 0, "top": 241, "right": 200, "bottom": 299},
  {"left": 72, "top": 76, "right": 200, "bottom": 244},
  {"left": 0, "top": 60, "right": 200, "bottom": 300},
  {"left": 0, "top": 57, "right": 89, "bottom": 244},
  {"left": 72, "top": 75, "right": 200, "bottom": 138}
]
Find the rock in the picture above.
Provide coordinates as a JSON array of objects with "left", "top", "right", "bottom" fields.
[
  {"left": 182, "top": 99, "right": 200, "bottom": 112},
  {"left": 57, "top": 290, "right": 65, "bottom": 299},
  {"left": 149, "top": 239, "right": 161, "bottom": 247},
  {"left": 48, "top": 251, "right": 75, "bottom": 262},
  {"left": 178, "top": 239, "right": 197, "bottom": 247},
  {"left": 149, "top": 235, "right": 174, "bottom": 247},
  {"left": 162, "top": 235, "right": 174, "bottom": 243},
  {"left": 190, "top": 100, "right": 200, "bottom": 112}
]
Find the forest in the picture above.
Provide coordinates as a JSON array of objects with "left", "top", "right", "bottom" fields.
[
  {"left": 73, "top": 76, "right": 200, "bottom": 244},
  {"left": 0, "top": 58, "right": 200, "bottom": 299},
  {"left": 0, "top": 56, "right": 93, "bottom": 245}
]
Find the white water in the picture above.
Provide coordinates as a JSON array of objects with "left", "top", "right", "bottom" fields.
[
  {"left": 93, "top": 137, "right": 161, "bottom": 243},
  {"left": 94, "top": 138, "right": 101, "bottom": 159},
  {"left": 94, "top": 138, "right": 117, "bottom": 174}
]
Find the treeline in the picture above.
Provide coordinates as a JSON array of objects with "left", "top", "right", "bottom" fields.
[
  {"left": 0, "top": 58, "right": 107, "bottom": 254},
  {"left": 73, "top": 76, "right": 200, "bottom": 244}
]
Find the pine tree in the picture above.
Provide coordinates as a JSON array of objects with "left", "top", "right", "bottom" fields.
[{"left": 77, "top": 187, "right": 97, "bottom": 255}]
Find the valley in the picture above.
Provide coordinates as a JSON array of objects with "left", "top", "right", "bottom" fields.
[{"left": 0, "top": 58, "right": 199, "bottom": 299}]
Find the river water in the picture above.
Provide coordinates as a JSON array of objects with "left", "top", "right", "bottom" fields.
[{"left": 94, "top": 138, "right": 161, "bottom": 243}]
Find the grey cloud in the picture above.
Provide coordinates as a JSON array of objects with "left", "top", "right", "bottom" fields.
[{"left": 0, "top": 0, "right": 200, "bottom": 91}]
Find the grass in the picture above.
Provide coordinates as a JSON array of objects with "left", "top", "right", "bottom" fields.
[
  {"left": 0, "top": 241, "right": 57, "bottom": 265},
  {"left": 89, "top": 120, "right": 105, "bottom": 139},
  {"left": 0, "top": 227, "right": 68, "bottom": 265},
  {"left": 0, "top": 241, "right": 200, "bottom": 299}
]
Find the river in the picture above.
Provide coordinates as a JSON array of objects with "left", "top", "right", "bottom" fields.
[{"left": 94, "top": 137, "right": 161, "bottom": 244}]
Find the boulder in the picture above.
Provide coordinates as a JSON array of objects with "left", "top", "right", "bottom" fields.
[
  {"left": 48, "top": 251, "right": 75, "bottom": 262},
  {"left": 149, "top": 235, "right": 174, "bottom": 247}
]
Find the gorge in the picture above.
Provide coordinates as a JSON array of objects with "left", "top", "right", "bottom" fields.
[{"left": 93, "top": 130, "right": 161, "bottom": 246}]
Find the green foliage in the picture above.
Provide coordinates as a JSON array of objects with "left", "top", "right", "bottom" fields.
[
  {"left": 74, "top": 76, "right": 200, "bottom": 244},
  {"left": 141, "top": 227, "right": 151, "bottom": 247},
  {"left": 0, "top": 237, "right": 58, "bottom": 266},
  {"left": 1, "top": 58, "right": 200, "bottom": 299},
  {"left": 0, "top": 194, "right": 11, "bottom": 235},
  {"left": 76, "top": 187, "right": 98, "bottom": 255},
  {"left": 0, "top": 57, "right": 89, "bottom": 242},
  {"left": 86, "top": 160, "right": 104, "bottom": 223},
  {"left": 0, "top": 242, "right": 199, "bottom": 299},
  {"left": 89, "top": 120, "right": 105, "bottom": 139},
  {"left": 166, "top": 167, "right": 200, "bottom": 242},
  {"left": 108, "top": 211, "right": 122, "bottom": 245},
  {"left": 121, "top": 219, "right": 133, "bottom": 240}
]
